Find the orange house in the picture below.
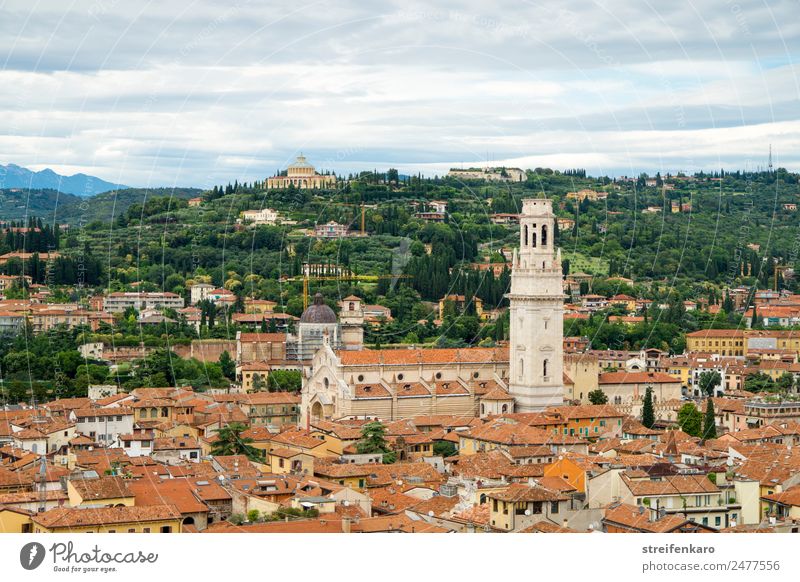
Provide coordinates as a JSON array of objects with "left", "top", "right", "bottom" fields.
[
  {"left": 554, "top": 405, "right": 626, "bottom": 439},
  {"left": 543, "top": 453, "right": 606, "bottom": 493}
]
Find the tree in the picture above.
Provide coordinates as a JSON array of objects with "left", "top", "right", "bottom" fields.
[
  {"left": 211, "top": 422, "right": 262, "bottom": 461},
  {"left": 432, "top": 440, "right": 456, "bottom": 458},
  {"left": 744, "top": 372, "right": 775, "bottom": 393},
  {"left": 267, "top": 370, "right": 302, "bottom": 392},
  {"left": 356, "top": 421, "right": 396, "bottom": 463},
  {"left": 776, "top": 372, "right": 795, "bottom": 393},
  {"left": 703, "top": 398, "right": 717, "bottom": 440},
  {"left": 677, "top": 403, "right": 703, "bottom": 437},
  {"left": 588, "top": 388, "right": 608, "bottom": 405},
  {"left": 697, "top": 370, "right": 721, "bottom": 397},
  {"left": 750, "top": 302, "right": 760, "bottom": 329},
  {"left": 219, "top": 351, "right": 236, "bottom": 380},
  {"left": 641, "top": 386, "right": 655, "bottom": 428}
]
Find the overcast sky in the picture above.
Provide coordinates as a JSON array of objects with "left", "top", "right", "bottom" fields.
[{"left": 1, "top": 0, "right": 798, "bottom": 187}]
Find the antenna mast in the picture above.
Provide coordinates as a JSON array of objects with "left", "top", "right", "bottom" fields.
[{"left": 769, "top": 144, "right": 773, "bottom": 173}]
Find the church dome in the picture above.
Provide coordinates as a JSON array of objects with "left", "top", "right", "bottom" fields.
[
  {"left": 288, "top": 154, "right": 314, "bottom": 170},
  {"left": 300, "top": 293, "right": 337, "bottom": 324}
]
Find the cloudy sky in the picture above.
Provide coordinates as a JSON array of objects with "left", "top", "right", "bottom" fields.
[{"left": 1, "top": 0, "right": 798, "bottom": 187}]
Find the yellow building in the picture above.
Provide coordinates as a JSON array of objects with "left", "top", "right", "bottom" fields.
[
  {"left": 131, "top": 398, "right": 176, "bottom": 424},
  {"left": 244, "top": 299, "right": 277, "bottom": 314},
  {"left": 554, "top": 405, "right": 626, "bottom": 439},
  {"left": 661, "top": 355, "right": 693, "bottom": 385},
  {"left": 486, "top": 483, "right": 569, "bottom": 531},
  {"left": 685, "top": 329, "right": 745, "bottom": 356},
  {"left": 66, "top": 477, "right": 135, "bottom": 508},
  {"left": 268, "top": 448, "right": 315, "bottom": 475},
  {"left": 438, "top": 294, "right": 484, "bottom": 320},
  {"left": 0, "top": 506, "right": 33, "bottom": 533},
  {"left": 31, "top": 505, "right": 182, "bottom": 533},
  {"left": 313, "top": 462, "right": 373, "bottom": 490},
  {"left": 763, "top": 486, "right": 800, "bottom": 520},
  {"left": 608, "top": 294, "right": 637, "bottom": 312}
]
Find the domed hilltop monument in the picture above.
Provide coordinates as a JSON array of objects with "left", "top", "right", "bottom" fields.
[
  {"left": 265, "top": 154, "right": 336, "bottom": 190},
  {"left": 507, "top": 198, "right": 565, "bottom": 412}
]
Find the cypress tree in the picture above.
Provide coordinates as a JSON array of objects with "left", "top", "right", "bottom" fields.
[
  {"left": 642, "top": 386, "right": 655, "bottom": 428},
  {"left": 703, "top": 398, "right": 717, "bottom": 440}
]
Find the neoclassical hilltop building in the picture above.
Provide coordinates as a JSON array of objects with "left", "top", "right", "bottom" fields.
[
  {"left": 300, "top": 197, "right": 565, "bottom": 423},
  {"left": 265, "top": 154, "right": 336, "bottom": 189}
]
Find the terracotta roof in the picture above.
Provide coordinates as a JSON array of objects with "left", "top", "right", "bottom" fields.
[
  {"left": 603, "top": 502, "right": 709, "bottom": 533},
  {"left": 433, "top": 381, "right": 469, "bottom": 396},
  {"left": 686, "top": 329, "right": 745, "bottom": 338},
  {"left": 392, "top": 382, "right": 431, "bottom": 397},
  {"left": 369, "top": 486, "right": 421, "bottom": 513},
  {"left": 72, "top": 407, "right": 133, "bottom": 418},
  {"left": 69, "top": 476, "right": 132, "bottom": 500},
  {"left": 622, "top": 473, "right": 719, "bottom": 496},
  {"left": 153, "top": 437, "right": 201, "bottom": 451},
  {"left": 599, "top": 371, "right": 681, "bottom": 384},
  {"left": 487, "top": 483, "right": 566, "bottom": 503},
  {"left": 338, "top": 347, "right": 509, "bottom": 366},
  {"left": 354, "top": 383, "right": 391, "bottom": 399},
  {"left": 241, "top": 392, "right": 300, "bottom": 405},
  {"left": 270, "top": 429, "right": 326, "bottom": 450},
  {"left": 553, "top": 404, "right": 626, "bottom": 419},
  {"left": 127, "top": 477, "right": 209, "bottom": 514},
  {"left": 465, "top": 420, "right": 586, "bottom": 446},
  {"left": 409, "top": 495, "right": 459, "bottom": 517},
  {"left": 238, "top": 333, "right": 288, "bottom": 343},
  {"left": 520, "top": 521, "right": 579, "bottom": 533},
  {"left": 32, "top": 504, "right": 182, "bottom": 528},
  {"left": 204, "top": 513, "right": 447, "bottom": 533}
]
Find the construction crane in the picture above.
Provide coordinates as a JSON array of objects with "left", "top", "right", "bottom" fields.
[
  {"left": 285, "top": 273, "right": 413, "bottom": 310},
  {"left": 336, "top": 202, "right": 368, "bottom": 236}
]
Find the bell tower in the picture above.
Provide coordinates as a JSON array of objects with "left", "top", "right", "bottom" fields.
[{"left": 507, "top": 198, "right": 564, "bottom": 411}]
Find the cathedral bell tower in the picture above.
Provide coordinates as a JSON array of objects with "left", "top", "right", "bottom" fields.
[{"left": 507, "top": 198, "right": 564, "bottom": 412}]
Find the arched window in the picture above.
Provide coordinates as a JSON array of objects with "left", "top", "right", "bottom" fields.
[
  {"left": 349, "top": 302, "right": 355, "bottom": 311},
  {"left": 480, "top": 403, "right": 485, "bottom": 415},
  {"left": 518, "top": 358, "right": 524, "bottom": 381},
  {"left": 531, "top": 224, "right": 537, "bottom": 247},
  {"left": 501, "top": 404, "right": 508, "bottom": 413},
  {"left": 543, "top": 359, "right": 549, "bottom": 378},
  {"left": 523, "top": 225, "right": 528, "bottom": 246},
  {"left": 541, "top": 224, "right": 548, "bottom": 246}
]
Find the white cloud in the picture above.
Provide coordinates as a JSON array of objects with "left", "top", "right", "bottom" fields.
[{"left": 0, "top": 0, "right": 797, "bottom": 185}]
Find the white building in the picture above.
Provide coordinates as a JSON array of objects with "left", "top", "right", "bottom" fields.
[
  {"left": 507, "top": 198, "right": 565, "bottom": 412},
  {"left": 103, "top": 292, "right": 184, "bottom": 313},
  {"left": 116, "top": 431, "right": 155, "bottom": 457},
  {"left": 241, "top": 208, "right": 279, "bottom": 225},
  {"left": 190, "top": 283, "right": 215, "bottom": 305},
  {"left": 70, "top": 408, "right": 134, "bottom": 447}
]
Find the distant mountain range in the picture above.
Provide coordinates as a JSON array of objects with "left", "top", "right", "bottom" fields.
[
  {"left": 0, "top": 187, "right": 202, "bottom": 224},
  {"left": 0, "top": 163, "right": 128, "bottom": 196}
]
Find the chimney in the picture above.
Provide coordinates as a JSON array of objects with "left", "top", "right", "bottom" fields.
[{"left": 341, "top": 517, "right": 351, "bottom": 534}]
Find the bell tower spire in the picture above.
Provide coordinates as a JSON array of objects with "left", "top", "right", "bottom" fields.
[{"left": 507, "top": 198, "right": 564, "bottom": 411}]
